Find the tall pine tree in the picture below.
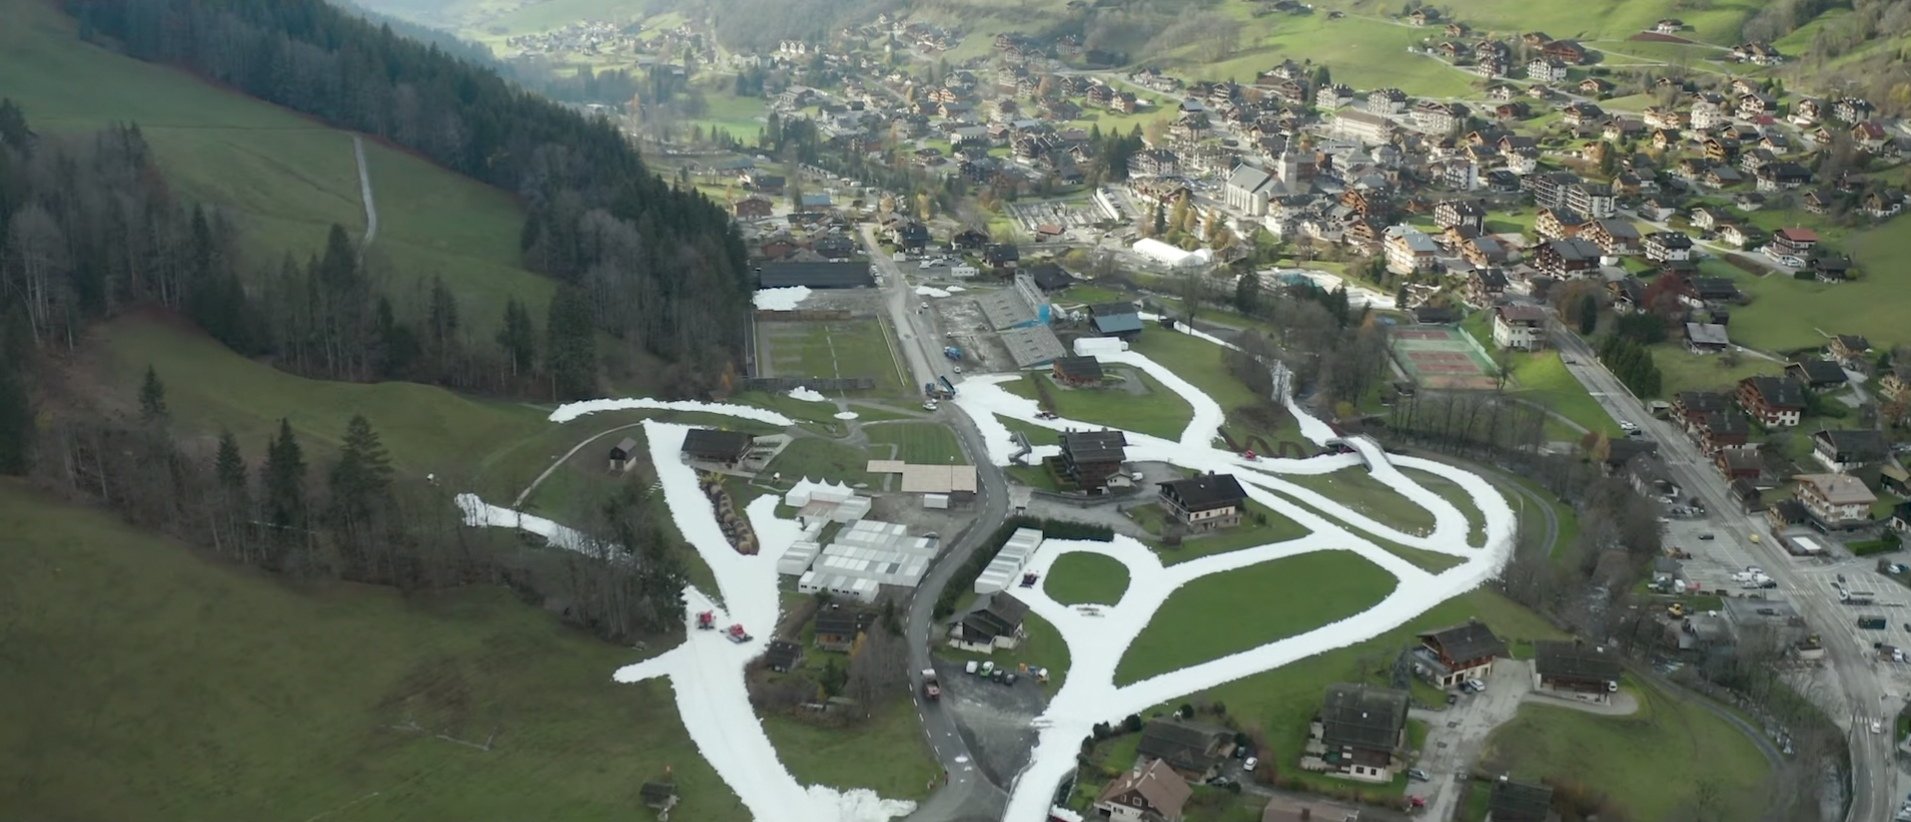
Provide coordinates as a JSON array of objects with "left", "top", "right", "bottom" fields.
[
  {"left": 545, "top": 287, "right": 597, "bottom": 400},
  {"left": 497, "top": 297, "right": 536, "bottom": 378},
  {"left": 138, "top": 364, "right": 168, "bottom": 422},
  {"left": 329, "top": 414, "right": 392, "bottom": 518},
  {"left": 262, "top": 418, "right": 307, "bottom": 543}
]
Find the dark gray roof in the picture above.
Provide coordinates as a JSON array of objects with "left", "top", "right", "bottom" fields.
[
  {"left": 1488, "top": 777, "right": 1554, "bottom": 822},
  {"left": 1159, "top": 474, "right": 1249, "bottom": 511},
  {"left": 681, "top": 428, "right": 755, "bottom": 459},
  {"left": 1743, "top": 375, "right": 1806, "bottom": 408},
  {"left": 764, "top": 639, "right": 803, "bottom": 670},
  {"left": 1319, "top": 683, "right": 1409, "bottom": 752},
  {"left": 1815, "top": 429, "right": 1887, "bottom": 460},
  {"left": 611, "top": 437, "right": 640, "bottom": 458},
  {"left": 959, "top": 593, "right": 1028, "bottom": 641},
  {"left": 639, "top": 781, "right": 678, "bottom": 806},
  {"left": 1089, "top": 301, "right": 1141, "bottom": 317},
  {"left": 759, "top": 261, "right": 874, "bottom": 289},
  {"left": 1788, "top": 359, "right": 1848, "bottom": 385},
  {"left": 1094, "top": 313, "right": 1145, "bottom": 335},
  {"left": 1026, "top": 262, "right": 1073, "bottom": 291},
  {"left": 1418, "top": 621, "right": 1506, "bottom": 663},
  {"left": 1052, "top": 355, "right": 1105, "bottom": 381},
  {"left": 813, "top": 606, "right": 873, "bottom": 637},
  {"left": 1062, "top": 430, "right": 1128, "bottom": 463},
  {"left": 1136, "top": 719, "right": 1230, "bottom": 774},
  {"left": 1533, "top": 640, "right": 1621, "bottom": 683}
]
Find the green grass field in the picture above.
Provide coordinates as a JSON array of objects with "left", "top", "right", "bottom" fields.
[
  {"left": 88, "top": 315, "right": 556, "bottom": 496},
  {"left": 0, "top": 0, "right": 554, "bottom": 333},
  {"left": 765, "top": 437, "right": 880, "bottom": 488},
  {"left": 1183, "top": 10, "right": 1480, "bottom": 99},
  {"left": 1043, "top": 552, "right": 1131, "bottom": 605},
  {"left": 1650, "top": 345, "right": 1784, "bottom": 395},
  {"left": 1002, "top": 370, "right": 1193, "bottom": 441},
  {"left": 1128, "top": 329, "right": 1311, "bottom": 453},
  {"left": 1280, "top": 468, "right": 1439, "bottom": 535},
  {"left": 758, "top": 319, "right": 910, "bottom": 398},
  {"left": 1482, "top": 678, "right": 1773, "bottom": 821},
  {"left": 1503, "top": 349, "right": 1624, "bottom": 438},
  {"left": 0, "top": 482, "right": 749, "bottom": 821},
  {"left": 1397, "top": 467, "right": 1487, "bottom": 547},
  {"left": 865, "top": 422, "right": 968, "bottom": 464},
  {"left": 1126, "top": 500, "right": 1314, "bottom": 563},
  {"left": 761, "top": 701, "right": 938, "bottom": 802},
  {"left": 1115, "top": 550, "right": 1397, "bottom": 684}
]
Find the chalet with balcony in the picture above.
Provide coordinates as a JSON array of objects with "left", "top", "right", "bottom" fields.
[
  {"left": 1060, "top": 430, "right": 1129, "bottom": 492},
  {"left": 1158, "top": 473, "right": 1249, "bottom": 532},
  {"left": 1737, "top": 376, "right": 1807, "bottom": 428},
  {"left": 1813, "top": 430, "right": 1887, "bottom": 474},
  {"left": 1312, "top": 684, "right": 1411, "bottom": 782},
  {"left": 1793, "top": 472, "right": 1878, "bottom": 532},
  {"left": 1533, "top": 641, "right": 1621, "bottom": 703},
  {"left": 1414, "top": 621, "right": 1506, "bottom": 688}
]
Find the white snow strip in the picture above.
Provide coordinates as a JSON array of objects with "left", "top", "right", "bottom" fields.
[
  {"left": 548, "top": 397, "right": 794, "bottom": 426},
  {"left": 459, "top": 419, "right": 913, "bottom": 822},
  {"left": 454, "top": 493, "right": 594, "bottom": 554},
  {"left": 914, "top": 285, "right": 951, "bottom": 298},
  {"left": 787, "top": 386, "right": 828, "bottom": 403},
  {"left": 945, "top": 285, "right": 966, "bottom": 293},
  {"left": 754, "top": 286, "right": 812, "bottom": 310},
  {"left": 984, "top": 329, "right": 1517, "bottom": 821},
  {"left": 834, "top": 411, "right": 860, "bottom": 420}
]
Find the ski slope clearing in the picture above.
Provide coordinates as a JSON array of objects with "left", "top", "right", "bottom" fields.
[
  {"left": 787, "top": 386, "right": 828, "bottom": 402},
  {"left": 950, "top": 322, "right": 1515, "bottom": 820},
  {"left": 459, "top": 415, "right": 916, "bottom": 822}
]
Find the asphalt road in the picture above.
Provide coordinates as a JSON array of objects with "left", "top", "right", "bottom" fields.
[
  {"left": 860, "top": 226, "right": 1013, "bottom": 821},
  {"left": 1549, "top": 324, "right": 1899, "bottom": 822}
]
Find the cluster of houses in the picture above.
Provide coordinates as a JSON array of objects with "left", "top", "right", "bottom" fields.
[{"left": 1599, "top": 336, "right": 1911, "bottom": 541}]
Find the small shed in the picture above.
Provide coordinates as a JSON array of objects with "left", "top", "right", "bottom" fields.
[
  {"left": 610, "top": 437, "right": 642, "bottom": 473},
  {"left": 639, "top": 781, "right": 679, "bottom": 818}
]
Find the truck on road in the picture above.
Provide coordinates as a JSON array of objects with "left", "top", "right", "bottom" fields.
[
  {"left": 944, "top": 345, "right": 963, "bottom": 361},
  {"left": 922, "top": 669, "right": 940, "bottom": 701},
  {"left": 1859, "top": 617, "right": 1888, "bottom": 630}
]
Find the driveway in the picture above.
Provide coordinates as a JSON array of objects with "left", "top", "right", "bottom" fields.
[{"left": 1414, "top": 660, "right": 1534, "bottom": 821}]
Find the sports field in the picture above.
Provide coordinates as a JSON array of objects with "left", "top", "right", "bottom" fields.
[
  {"left": 754, "top": 318, "right": 909, "bottom": 397},
  {"left": 1391, "top": 325, "right": 1499, "bottom": 390}
]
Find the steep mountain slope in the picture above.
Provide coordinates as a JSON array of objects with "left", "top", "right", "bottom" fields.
[{"left": 0, "top": 0, "right": 554, "bottom": 331}]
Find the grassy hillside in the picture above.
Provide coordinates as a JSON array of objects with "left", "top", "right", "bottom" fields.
[
  {"left": 0, "top": 481, "right": 749, "bottom": 821},
  {"left": 0, "top": 0, "right": 554, "bottom": 332},
  {"left": 83, "top": 314, "right": 554, "bottom": 497}
]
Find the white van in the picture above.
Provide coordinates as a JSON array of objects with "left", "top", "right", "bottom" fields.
[{"left": 965, "top": 660, "right": 978, "bottom": 675}]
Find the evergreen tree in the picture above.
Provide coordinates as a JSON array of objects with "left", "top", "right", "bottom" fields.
[
  {"left": 1234, "top": 270, "right": 1261, "bottom": 315},
  {"left": 138, "top": 364, "right": 168, "bottom": 422},
  {"left": 497, "top": 297, "right": 537, "bottom": 377},
  {"left": 545, "top": 287, "right": 598, "bottom": 400},
  {"left": 1576, "top": 295, "right": 1598, "bottom": 334},
  {"left": 330, "top": 414, "right": 393, "bottom": 521},
  {"left": 262, "top": 418, "right": 307, "bottom": 539},
  {"left": 426, "top": 275, "right": 459, "bottom": 350},
  {"left": 215, "top": 428, "right": 247, "bottom": 492}
]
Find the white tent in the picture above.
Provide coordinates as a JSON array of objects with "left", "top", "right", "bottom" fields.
[{"left": 1132, "top": 238, "right": 1213, "bottom": 269}]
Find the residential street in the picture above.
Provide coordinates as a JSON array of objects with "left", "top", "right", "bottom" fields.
[
  {"left": 861, "top": 224, "right": 1014, "bottom": 821},
  {"left": 1549, "top": 324, "right": 1901, "bottom": 822}
]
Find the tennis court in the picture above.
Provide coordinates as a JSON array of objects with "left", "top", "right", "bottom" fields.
[{"left": 1391, "top": 324, "right": 1499, "bottom": 390}]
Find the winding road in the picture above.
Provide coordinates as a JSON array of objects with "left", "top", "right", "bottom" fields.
[{"left": 861, "top": 225, "right": 1014, "bottom": 821}]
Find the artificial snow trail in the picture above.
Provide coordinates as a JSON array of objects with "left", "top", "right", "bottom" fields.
[{"left": 456, "top": 319, "right": 1514, "bottom": 821}]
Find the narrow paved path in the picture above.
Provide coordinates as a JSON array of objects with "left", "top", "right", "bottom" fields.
[
  {"left": 352, "top": 135, "right": 378, "bottom": 253},
  {"left": 510, "top": 422, "right": 646, "bottom": 508}
]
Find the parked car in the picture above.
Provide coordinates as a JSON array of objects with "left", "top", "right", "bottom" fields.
[
  {"left": 965, "top": 660, "right": 978, "bottom": 675},
  {"left": 1699, "top": 533, "right": 1716, "bottom": 540},
  {"left": 1407, "top": 768, "right": 1430, "bottom": 782},
  {"left": 1242, "top": 756, "right": 1258, "bottom": 772}
]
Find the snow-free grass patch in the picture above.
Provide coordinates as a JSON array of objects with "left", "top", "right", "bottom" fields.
[
  {"left": 0, "top": 482, "right": 750, "bottom": 821},
  {"left": 1044, "top": 552, "right": 1131, "bottom": 606},
  {"left": 864, "top": 422, "right": 967, "bottom": 464},
  {"left": 1280, "top": 468, "right": 1439, "bottom": 535},
  {"left": 1114, "top": 550, "right": 1397, "bottom": 684},
  {"left": 1001, "top": 371, "right": 1193, "bottom": 441},
  {"left": 1481, "top": 677, "right": 1774, "bottom": 821}
]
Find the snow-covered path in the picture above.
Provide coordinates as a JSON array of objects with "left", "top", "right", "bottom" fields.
[
  {"left": 460, "top": 417, "right": 915, "bottom": 822},
  {"left": 452, "top": 316, "right": 1514, "bottom": 822},
  {"left": 952, "top": 322, "right": 1517, "bottom": 821}
]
